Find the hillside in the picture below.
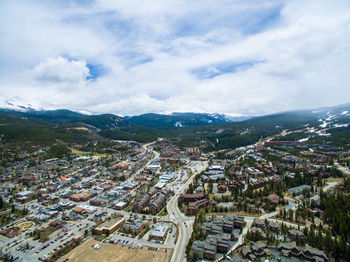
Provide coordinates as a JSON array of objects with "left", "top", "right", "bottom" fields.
[
  {"left": 125, "top": 112, "right": 249, "bottom": 128},
  {"left": 1, "top": 103, "right": 350, "bottom": 150}
]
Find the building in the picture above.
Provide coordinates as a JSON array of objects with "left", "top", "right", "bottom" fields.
[
  {"left": 267, "top": 193, "right": 281, "bottom": 204},
  {"left": 133, "top": 194, "right": 150, "bottom": 212},
  {"left": 191, "top": 233, "right": 232, "bottom": 261},
  {"left": 188, "top": 199, "right": 208, "bottom": 214},
  {"left": 123, "top": 219, "right": 147, "bottom": 235},
  {"left": 201, "top": 215, "right": 245, "bottom": 236},
  {"left": 278, "top": 242, "right": 328, "bottom": 261},
  {"left": 179, "top": 192, "right": 206, "bottom": 202},
  {"left": 90, "top": 198, "right": 108, "bottom": 207},
  {"left": 49, "top": 219, "right": 65, "bottom": 228},
  {"left": 149, "top": 223, "right": 169, "bottom": 241},
  {"left": 70, "top": 192, "right": 94, "bottom": 202},
  {"left": 159, "top": 172, "right": 175, "bottom": 180},
  {"left": 114, "top": 201, "right": 127, "bottom": 210},
  {"left": 288, "top": 185, "right": 311, "bottom": 196},
  {"left": 94, "top": 217, "right": 125, "bottom": 235},
  {"left": 16, "top": 190, "right": 34, "bottom": 202}
]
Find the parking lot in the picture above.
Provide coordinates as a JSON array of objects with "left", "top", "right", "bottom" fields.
[{"left": 57, "top": 237, "right": 172, "bottom": 262}]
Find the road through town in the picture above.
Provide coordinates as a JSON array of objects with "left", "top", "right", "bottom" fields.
[{"left": 168, "top": 161, "right": 209, "bottom": 262}]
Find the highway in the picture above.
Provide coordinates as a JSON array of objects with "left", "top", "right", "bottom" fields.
[
  {"left": 168, "top": 161, "right": 209, "bottom": 262},
  {"left": 125, "top": 140, "right": 160, "bottom": 183}
]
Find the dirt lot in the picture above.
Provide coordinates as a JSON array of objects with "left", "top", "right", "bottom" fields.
[{"left": 57, "top": 238, "right": 173, "bottom": 262}]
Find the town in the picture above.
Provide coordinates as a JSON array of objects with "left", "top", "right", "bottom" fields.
[{"left": 1, "top": 108, "right": 350, "bottom": 262}]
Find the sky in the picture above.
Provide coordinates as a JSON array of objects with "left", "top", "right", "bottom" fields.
[{"left": 1, "top": 0, "right": 350, "bottom": 116}]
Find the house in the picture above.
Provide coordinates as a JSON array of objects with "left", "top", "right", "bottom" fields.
[
  {"left": 268, "top": 220, "right": 281, "bottom": 233},
  {"left": 267, "top": 193, "right": 281, "bottom": 204},
  {"left": 278, "top": 242, "right": 328, "bottom": 261},
  {"left": 288, "top": 229, "right": 304, "bottom": 240},
  {"left": 241, "top": 242, "right": 269, "bottom": 261},
  {"left": 254, "top": 218, "right": 265, "bottom": 229},
  {"left": 250, "top": 227, "right": 266, "bottom": 239}
]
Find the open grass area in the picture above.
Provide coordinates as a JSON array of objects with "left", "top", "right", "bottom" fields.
[
  {"left": 69, "top": 147, "right": 107, "bottom": 157},
  {"left": 325, "top": 177, "right": 343, "bottom": 183},
  {"left": 58, "top": 238, "right": 173, "bottom": 262}
]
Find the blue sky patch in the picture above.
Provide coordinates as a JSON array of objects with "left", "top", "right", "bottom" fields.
[{"left": 86, "top": 63, "right": 105, "bottom": 80}]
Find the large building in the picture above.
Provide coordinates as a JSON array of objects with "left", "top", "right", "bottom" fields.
[
  {"left": 188, "top": 199, "right": 208, "bottom": 214},
  {"left": 70, "top": 192, "right": 94, "bottom": 202},
  {"left": 179, "top": 192, "right": 206, "bottom": 202},
  {"left": 94, "top": 217, "right": 125, "bottom": 235},
  {"left": 149, "top": 223, "right": 170, "bottom": 241}
]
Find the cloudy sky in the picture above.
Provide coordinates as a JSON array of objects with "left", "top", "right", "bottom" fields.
[{"left": 1, "top": 0, "right": 350, "bottom": 116}]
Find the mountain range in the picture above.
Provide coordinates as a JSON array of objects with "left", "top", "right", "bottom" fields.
[
  {"left": 0, "top": 102, "right": 349, "bottom": 149},
  {"left": 0, "top": 103, "right": 250, "bottom": 130}
]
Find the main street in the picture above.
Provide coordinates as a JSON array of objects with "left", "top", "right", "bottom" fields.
[
  {"left": 125, "top": 140, "right": 160, "bottom": 183},
  {"left": 167, "top": 161, "right": 209, "bottom": 262}
]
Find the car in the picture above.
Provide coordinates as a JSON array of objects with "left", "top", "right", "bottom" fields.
[
  {"left": 41, "top": 240, "right": 45, "bottom": 243},
  {"left": 38, "top": 258, "right": 42, "bottom": 261}
]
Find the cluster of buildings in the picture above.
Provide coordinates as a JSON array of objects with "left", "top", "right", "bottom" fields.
[
  {"left": 133, "top": 187, "right": 170, "bottom": 214},
  {"left": 179, "top": 192, "right": 208, "bottom": 214},
  {"left": 191, "top": 215, "right": 244, "bottom": 260}
]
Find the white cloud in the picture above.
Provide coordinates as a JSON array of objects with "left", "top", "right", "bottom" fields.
[
  {"left": 32, "top": 57, "right": 90, "bottom": 83},
  {"left": 0, "top": 0, "right": 350, "bottom": 116}
]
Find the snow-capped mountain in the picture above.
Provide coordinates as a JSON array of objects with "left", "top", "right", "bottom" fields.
[{"left": 126, "top": 112, "right": 251, "bottom": 128}]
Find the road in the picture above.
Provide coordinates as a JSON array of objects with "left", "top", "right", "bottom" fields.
[
  {"left": 335, "top": 163, "right": 350, "bottom": 175},
  {"left": 125, "top": 140, "right": 160, "bottom": 183},
  {"left": 168, "top": 161, "right": 209, "bottom": 262}
]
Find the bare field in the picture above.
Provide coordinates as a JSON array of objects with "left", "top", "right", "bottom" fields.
[{"left": 58, "top": 238, "right": 173, "bottom": 262}]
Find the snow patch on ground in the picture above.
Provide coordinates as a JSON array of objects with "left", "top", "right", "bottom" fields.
[
  {"left": 298, "top": 137, "right": 310, "bottom": 142},
  {"left": 175, "top": 121, "right": 183, "bottom": 127},
  {"left": 333, "top": 123, "right": 349, "bottom": 128}
]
